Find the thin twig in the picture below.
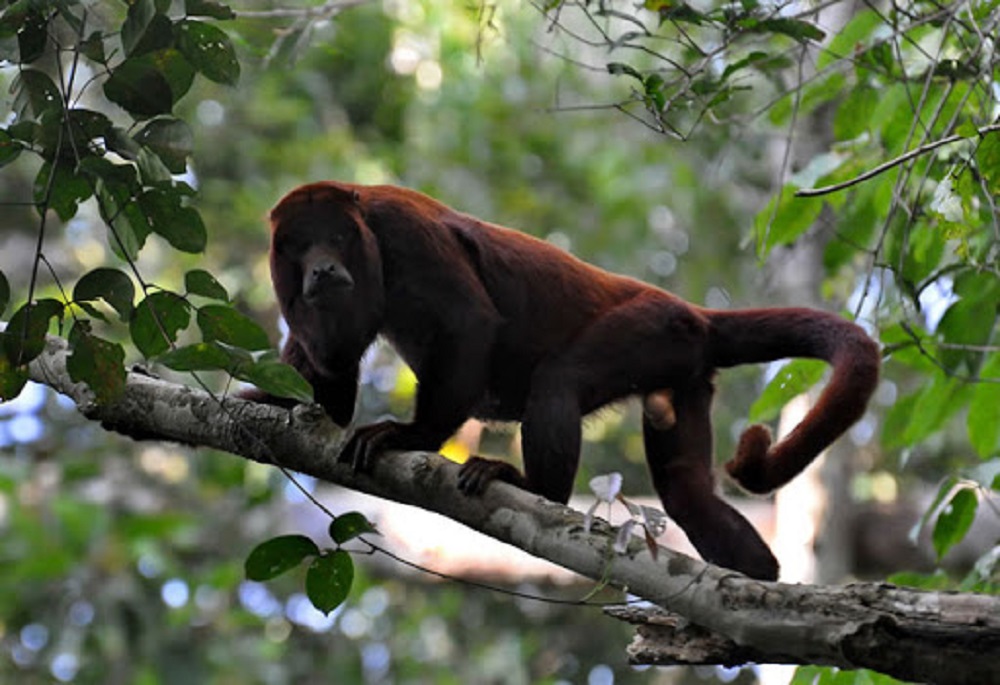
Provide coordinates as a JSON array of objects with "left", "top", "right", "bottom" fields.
[
  {"left": 795, "top": 123, "right": 1000, "bottom": 197},
  {"left": 235, "top": 0, "right": 370, "bottom": 20}
]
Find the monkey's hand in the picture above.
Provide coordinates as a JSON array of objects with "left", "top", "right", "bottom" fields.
[
  {"left": 339, "top": 420, "right": 447, "bottom": 473},
  {"left": 457, "top": 457, "right": 529, "bottom": 496},
  {"left": 339, "top": 421, "right": 404, "bottom": 472}
]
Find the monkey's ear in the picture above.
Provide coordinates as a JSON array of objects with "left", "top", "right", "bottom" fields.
[{"left": 350, "top": 189, "right": 361, "bottom": 203}]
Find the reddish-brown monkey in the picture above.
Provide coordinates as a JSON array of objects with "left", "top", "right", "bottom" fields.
[{"left": 247, "top": 181, "right": 881, "bottom": 581}]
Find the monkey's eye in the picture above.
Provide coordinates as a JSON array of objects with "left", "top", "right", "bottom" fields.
[
  {"left": 274, "top": 236, "right": 304, "bottom": 257},
  {"left": 330, "top": 230, "right": 352, "bottom": 247}
]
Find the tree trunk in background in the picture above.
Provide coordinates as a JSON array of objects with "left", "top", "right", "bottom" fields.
[
  {"left": 759, "top": 238, "right": 850, "bottom": 685},
  {"left": 759, "top": 5, "right": 862, "bottom": 673}
]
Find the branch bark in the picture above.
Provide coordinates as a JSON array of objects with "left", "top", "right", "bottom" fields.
[{"left": 21, "top": 334, "right": 1000, "bottom": 684}]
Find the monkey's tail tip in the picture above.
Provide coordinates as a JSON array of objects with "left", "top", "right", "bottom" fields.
[{"left": 725, "top": 424, "right": 775, "bottom": 494}]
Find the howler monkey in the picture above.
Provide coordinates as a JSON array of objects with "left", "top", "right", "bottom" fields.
[{"left": 246, "top": 181, "right": 881, "bottom": 581}]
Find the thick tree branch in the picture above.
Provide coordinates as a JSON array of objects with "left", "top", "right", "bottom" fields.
[{"left": 20, "top": 334, "right": 1000, "bottom": 684}]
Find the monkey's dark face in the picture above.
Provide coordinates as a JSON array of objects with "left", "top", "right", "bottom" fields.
[
  {"left": 268, "top": 196, "right": 386, "bottom": 373},
  {"left": 271, "top": 211, "right": 371, "bottom": 311}
]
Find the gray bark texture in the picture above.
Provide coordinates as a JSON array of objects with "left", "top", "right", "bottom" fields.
[{"left": 22, "top": 334, "right": 1000, "bottom": 684}]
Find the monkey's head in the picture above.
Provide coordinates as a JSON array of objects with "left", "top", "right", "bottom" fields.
[{"left": 268, "top": 182, "right": 385, "bottom": 368}]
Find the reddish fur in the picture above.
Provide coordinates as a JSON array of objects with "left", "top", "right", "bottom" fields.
[{"left": 247, "top": 181, "right": 882, "bottom": 581}]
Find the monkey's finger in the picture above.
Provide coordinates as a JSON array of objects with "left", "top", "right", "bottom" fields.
[{"left": 456, "top": 457, "right": 505, "bottom": 495}]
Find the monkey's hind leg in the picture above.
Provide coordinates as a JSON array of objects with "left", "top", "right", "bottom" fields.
[{"left": 643, "top": 378, "right": 779, "bottom": 581}]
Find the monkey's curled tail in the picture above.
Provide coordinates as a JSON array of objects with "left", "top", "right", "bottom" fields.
[{"left": 705, "top": 308, "right": 881, "bottom": 494}]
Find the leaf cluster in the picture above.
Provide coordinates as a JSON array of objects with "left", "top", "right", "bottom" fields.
[
  {"left": 244, "top": 513, "right": 379, "bottom": 615},
  {"left": 0, "top": 0, "right": 309, "bottom": 407}
]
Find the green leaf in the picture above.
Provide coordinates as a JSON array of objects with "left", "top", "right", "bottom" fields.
[
  {"left": 236, "top": 357, "right": 313, "bottom": 404},
  {"left": 955, "top": 120, "right": 978, "bottom": 139},
  {"left": 977, "top": 130, "right": 1000, "bottom": 196},
  {"left": 197, "top": 304, "right": 270, "bottom": 350},
  {"left": 753, "top": 185, "right": 824, "bottom": 257},
  {"left": 886, "top": 570, "right": 952, "bottom": 591},
  {"left": 104, "top": 57, "right": 173, "bottom": 118},
  {"left": 936, "top": 284, "right": 1000, "bottom": 372},
  {"left": 135, "top": 117, "right": 194, "bottom": 174},
  {"left": 646, "top": 1, "right": 708, "bottom": 25},
  {"left": 740, "top": 17, "right": 825, "bottom": 43},
  {"left": 719, "top": 51, "right": 770, "bottom": 82},
  {"left": 185, "top": 269, "right": 228, "bottom": 301},
  {"left": 0, "top": 269, "right": 9, "bottom": 317},
  {"left": 968, "top": 353, "right": 1000, "bottom": 458},
  {"left": 749, "top": 359, "right": 827, "bottom": 422},
  {"left": 103, "top": 50, "right": 195, "bottom": 118},
  {"left": 916, "top": 477, "right": 959, "bottom": 547},
  {"left": 35, "top": 107, "right": 71, "bottom": 156},
  {"left": 16, "top": 8, "right": 48, "bottom": 63},
  {"left": 129, "top": 14, "right": 174, "bottom": 56},
  {"left": 176, "top": 19, "right": 240, "bottom": 85},
  {"left": 104, "top": 126, "right": 142, "bottom": 161},
  {"left": 881, "top": 390, "right": 917, "bottom": 450},
  {"left": 885, "top": 221, "right": 945, "bottom": 291},
  {"left": 817, "top": 9, "right": 879, "bottom": 69},
  {"left": 823, "top": 168, "right": 886, "bottom": 271},
  {"left": 0, "top": 0, "right": 31, "bottom": 31},
  {"left": 156, "top": 341, "right": 234, "bottom": 371},
  {"left": 932, "top": 487, "right": 978, "bottom": 559},
  {"left": 244, "top": 534, "right": 319, "bottom": 581},
  {"left": 122, "top": 0, "right": 155, "bottom": 56},
  {"left": 138, "top": 187, "right": 207, "bottom": 253},
  {"left": 833, "top": 86, "right": 878, "bottom": 141},
  {"left": 63, "top": 108, "right": 114, "bottom": 155},
  {"left": 94, "top": 175, "right": 151, "bottom": 261},
  {"left": 76, "top": 301, "right": 109, "bottom": 324},
  {"left": 0, "top": 343, "right": 30, "bottom": 401},
  {"left": 130, "top": 291, "right": 191, "bottom": 358},
  {"left": 902, "top": 373, "right": 967, "bottom": 447},
  {"left": 147, "top": 48, "right": 195, "bottom": 102},
  {"left": 643, "top": 73, "right": 666, "bottom": 111},
  {"left": 789, "top": 666, "right": 823, "bottom": 685},
  {"left": 123, "top": 0, "right": 174, "bottom": 57},
  {"left": 12, "top": 68, "right": 63, "bottom": 119},
  {"left": 606, "top": 62, "right": 643, "bottom": 82},
  {"left": 329, "top": 512, "right": 379, "bottom": 545},
  {"left": 0, "top": 128, "right": 23, "bottom": 168},
  {"left": 137, "top": 146, "right": 174, "bottom": 185},
  {"left": 80, "top": 30, "right": 106, "bottom": 63},
  {"left": 768, "top": 71, "right": 845, "bottom": 126},
  {"left": 73, "top": 267, "right": 135, "bottom": 322},
  {"left": 34, "top": 161, "right": 92, "bottom": 221},
  {"left": 67, "top": 321, "right": 126, "bottom": 405},
  {"left": 116, "top": 511, "right": 195, "bottom": 540},
  {"left": 306, "top": 550, "right": 353, "bottom": 615},
  {"left": 185, "top": 0, "right": 237, "bottom": 20},
  {"left": 3, "top": 299, "right": 64, "bottom": 366}
]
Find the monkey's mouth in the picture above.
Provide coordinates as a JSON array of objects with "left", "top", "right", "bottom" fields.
[{"left": 303, "top": 274, "right": 354, "bottom": 305}]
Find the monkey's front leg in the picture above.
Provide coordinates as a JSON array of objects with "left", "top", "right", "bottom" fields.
[
  {"left": 340, "top": 332, "right": 493, "bottom": 472},
  {"left": 458, "top": 361, "right": 582, "bottom": 503}
]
